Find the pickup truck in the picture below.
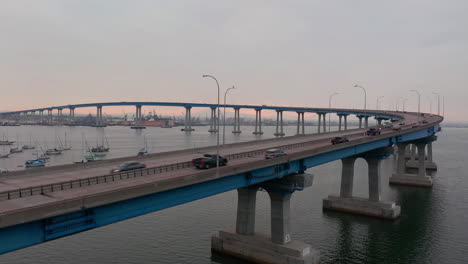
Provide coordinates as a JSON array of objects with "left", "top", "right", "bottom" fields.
[{"left": 192, "top": 154, "right": 228, "bottom": 169}]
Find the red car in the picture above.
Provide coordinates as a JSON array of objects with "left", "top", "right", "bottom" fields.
[
  {"left": 331, "top": 137, "right": 349, "bottom": 145},
  {"left": 365, "top": 128, "right": 381, "bottom": 136}
]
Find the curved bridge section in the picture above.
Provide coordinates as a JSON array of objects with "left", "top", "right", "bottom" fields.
[{"left": 0, "top": 105, "right": 442, "bottom": 264}]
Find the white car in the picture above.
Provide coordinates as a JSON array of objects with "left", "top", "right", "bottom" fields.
[{"left": 264, "top": 148, "right": 287, "bottom": 159}]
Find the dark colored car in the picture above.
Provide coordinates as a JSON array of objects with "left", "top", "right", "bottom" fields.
[
  {"left": 264, "top": 148, "right": 287, "bottom": 159},
  {"left": 111, "top": 161, "right": 146, "bottom": 173},
  {"left": 192, "top": 154, "right": 228, "bottom": 169},
  {"left": 365, "top": 128, "right": 381, "bottom": 136},
  {"left": 331, "top": 137, "right": 349, "bottom": 145}
]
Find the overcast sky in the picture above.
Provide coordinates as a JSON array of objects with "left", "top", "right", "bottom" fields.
[{"left": 1, "top": 1, "right": 466, "bottom": 121}]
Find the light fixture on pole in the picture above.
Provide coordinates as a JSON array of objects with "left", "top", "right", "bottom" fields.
[
  {"left": 223, "top": 86, "right": 236, "bottom": 146},
  {"left": 202, "top": 74, "right": 220, "bottom": 173},
  {"left": 376, "top": 96, "right": 384, "bottom": 110},
  {"left": 410, "top": 89, "right": 421, "bottom": 120},
  {"left": 354, "top": 84, "right": 367, "bottom": 110},
  {"left": 433, "top": 92, "right": 440, "bottom": 116},
  {"left": 328, "top": 92, "right": 339, "bottom": 131}
]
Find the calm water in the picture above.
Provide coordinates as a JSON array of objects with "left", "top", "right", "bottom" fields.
[{"left": 0, "top": 125, "right": 467, "bottom": 264}]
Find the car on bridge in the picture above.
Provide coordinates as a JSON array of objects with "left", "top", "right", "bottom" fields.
[
  {"left": 192, "top": 154, "right": 228, "bottom": 169},
  {"left": 111, "top": 161, "right": 146, "bottom": 173},
  {"left": 365, "top": 128, "right": 381, "bottom": 136},
  {"left": 264, "top": 148, "right": 287, "bottom": 159},
  {"left": 331, "top": 137, "right": 349, "bottom": 145},
  {"left": 382, "top": 122, "right": 393, "bottom": 128}
]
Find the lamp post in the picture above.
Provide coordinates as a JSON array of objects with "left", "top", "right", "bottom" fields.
[
  {"left": 328, "top": 92, "right": 339, "bottom": 131},
  {"left": 202, "top": 74, "right": 220, "bottom": 171},
  {"left": 410, "top": 89, "right": 421, "bottom": 120},
  {"left": 223, "top": 86, "right": 236, "bottom": 146},
  {"left": 354, "top": 84, "right": 367, "bottom": 110},
  {"left": 433, "top": 92, "right": 440, "bottom": 115},
  {"left": 376, "top": 96, "right": 384, "bottom": 110}
]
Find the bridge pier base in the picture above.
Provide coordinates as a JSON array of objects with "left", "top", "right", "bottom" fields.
[
  {"left": 181, "top": 106, "right": 195, "bottom": 131},
  {"left": 390, "top": 139, "right": 436, "bottom": 187},
  {"left": 208, "top": 107, "right": 218, "bottom": 133},
  {"left": 323, "top": 149, "right": 401, "bottom": 220},
  {"left": 212, "top": 173, "right": 319, "bottom": 264}
]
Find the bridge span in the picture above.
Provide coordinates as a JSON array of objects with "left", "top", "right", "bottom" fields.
[
  {"left": 0, "top": 101, "right": 397, "bottom": 133},
  {"left": 0, "top": 107, "right": 442, "bottom": 264}
]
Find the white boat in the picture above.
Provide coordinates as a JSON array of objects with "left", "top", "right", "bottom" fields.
[
  {"left": 10, "top": 147, "right": 23, "bottom": 154},
  {"left": 0, "top": 140, "right": 15, "bottom": 145},
  {"left": 46, "top": 148, "right": 62, "bottom": 155},
  {"left": 22, "top": 145, "right": 36, "bottom": 150},
  {"left": 0, "top": 153, "right": 10, "bottom": 158}
]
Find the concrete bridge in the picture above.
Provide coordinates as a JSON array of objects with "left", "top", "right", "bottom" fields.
[
  {"left": 0, "top": 104, "right": 442, "bottom": 264},
  {"left": 0, "top": 101, "right": 396, "bottom": 133}
]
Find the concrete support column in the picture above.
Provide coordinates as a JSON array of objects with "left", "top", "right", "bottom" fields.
[
  {"left": 57, "top": 109, "right": 63, "bottom": 125},
  {"left": 366, "top": 158, "right": 382, "bottom": 202},
  {"left": 396, "top": 143, "right": 407, "bottom": 174},
  {"left": 324, "top": 147, "right": 400, "bottom": 219},
  {"left": 181, "top": 106, "right": 194, "bottom": 131},
  {"left": 417, "top": 143, "right": 427, "bottom": 177},
  {"left": 427, "top": 143, "right": 433, "bottom": 162},
  {"left": 377, "top": 118, "right": 383, "bottom": 126},
  {"left": 301, "top": 112, "right": 305, "bottom": 135},
  {"left": 253, "top": 109, "right": 263, "bottom": 135},
  {"left": 274, "top": 110, "right": 284, "bottom": 137},
  {"left": 317, "top": 113, "right": 322, "bottom": 133},
  {"left": 96, "top": 106, "right": 103, "bottom": 126},
  {"left": 39, "top": 110, "right": 44, "bottom": 124},
  {"left": 358, "top": 116, "right": 363, "bottom": 128},
  {"left": 232, "top": 108, "right": 241, "bottom": 133},
  {"left": 322, "top": 113, "right": 327, "bottom": 133},
  {"left": 344, "top": 115, "right": 348, "bottom": 130},
  {"left": 209, "top": 107, "right": 217, "bottom": 133},
  {"left": 364, "top": 116, "right": 369, "bottom": 128},
  {"left": 48, "top": 109, "right": 53, "bottom": 125},
  {"left": 236, "top": 187, "right": 257, "bottom": 235},
  {"left": 339, "top": 157, "right": 356, "bottom": 198},
  {"left": 338, "top": 115, "right": 343, "bottom": 131},
  {"left": 268, "top": 191, "right": 292, "bottom": 245},
  {"left": 69, "top": 108, "right": 75, "bottom": 124}
]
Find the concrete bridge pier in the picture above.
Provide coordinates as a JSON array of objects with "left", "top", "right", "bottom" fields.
[
  {"left": 212, "top": 173, "right": 320, "bottom": 264},
  {"left": 322, "top": 113, "right": 327, "bottom": 133},
  {"left": 39, "top": 110, "right": 44, "bottom": 124},
  {"left": 47, "top": 109, "right": 53, "bottom": 125},
  {"left": 296, "top": 112, "right": 305, "bottom": 135},
  {"left": 323, "top": 148, "right": 401, "bottom": 219},
  {"left": 274, "top": 110, "right": 285, "bottom": 137},
  {"left": 232, "top": 108, "right": 242, "bottom": 134},
  {"left": 364, "top": 116, "right": 369, "bottom": 128},
  {"left": 357, "top": 115, "right": 363, "bottom": 128},
  {"left": 57, "top": 109, "right": 63, "bottom": 125},
  {"left": 252, "top": 109, "right": 263, "bottom": 135},
  {"left": 405, "top": 139, "right": 438, "bottom": 170},
  {"left": 390, "top": 139, "right": 434, "bottom": 187},
  {"left": 69, "top": 107, "right": 75, "bottom": 125},
  {"left": 208, "top": 107, "right": 218, "bottom": 133},
  {"left": 181, "top": 106, "right": 195, "bottom": 131},
  {"left": 337, "top": 114, "right": 348, "bottom": 131},
  {"left": 317, "top": 113, "right": 322, "bottom": 133},
  {"left": 375, "top": 117, "right": 384, "bottom": 126},
  {"left": 95, "top": 106, "right": 105, "bottom": 127}
]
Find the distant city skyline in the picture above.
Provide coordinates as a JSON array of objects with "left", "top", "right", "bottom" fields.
[{"left": 1, "top": 1, "right": 466, "bottom": 121}]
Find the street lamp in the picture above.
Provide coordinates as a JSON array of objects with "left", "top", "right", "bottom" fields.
[
  {"left": 376, "top": 96, "right": 384, "bottom": 110},
  {"left": 354, "top": 84, "right": 367, "bottom": 110},
  {"left": 410, "top": 89, "right": 421, "bottom": 120},
  {"left": 433, "top": 92, "right": 440, "bottom": 115},
  {"left": 202, "top": 74, "right": 220, "bottom": 172},
  {"left": 223, "top": 86, "right": 236, "bottom": 146},
  {"left": 328, "top": 92, "right": 339, "bottom": 131}
]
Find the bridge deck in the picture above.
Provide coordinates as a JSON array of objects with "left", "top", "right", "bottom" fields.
[{"left": 0, "top": 112, "right": 440, "bottom": 231}]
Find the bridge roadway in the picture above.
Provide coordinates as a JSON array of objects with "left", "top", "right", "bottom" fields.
[
  {"left": 0, "top": 112, "right": 422, "bottom": 216},
  {"left": 0, "top": 110, "right": 442, "bottom": 259}
]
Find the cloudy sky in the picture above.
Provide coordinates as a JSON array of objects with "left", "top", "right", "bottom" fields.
[{"left": 0, "top": 1, "right": 466, "bottom": 121}]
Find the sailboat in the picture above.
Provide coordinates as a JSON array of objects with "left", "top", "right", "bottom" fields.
[
  {"left": 46, "top": 132, "right": 63, "bottom": 155},
  {"left": 61, "top": 132, "right": 72, "bottom": 150},
  {"left": 0, "top": 133, "right": 15, "bottom": 145},
  {"left": 137, "top": 135, "right": 149, "bottom": 156},
  {"left": 22, "top": 136, "right": 36, "bottom": 150},
  {"left": 0, "top": 152, "right": 10, "bottom": 158},
  {"left": 91, "top": 134, "right": 110, "bottom": 153}
]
